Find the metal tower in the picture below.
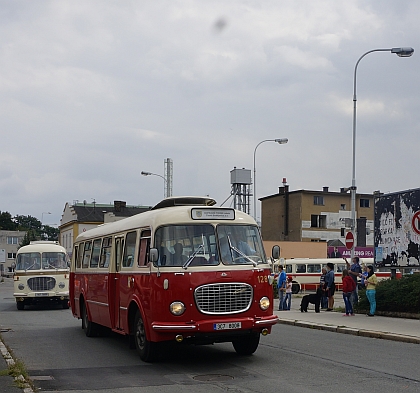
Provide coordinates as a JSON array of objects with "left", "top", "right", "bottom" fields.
[
  {"left": 164, "top": 158, "right": 173, "bottom": 198},
  {"left": 230, "top": 168, "right": 252, "bottom": 214}
]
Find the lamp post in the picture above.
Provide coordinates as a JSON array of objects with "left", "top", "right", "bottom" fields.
[
  {"left": 253, "top": 138, "right": 288, "bottom": 221},
  {"left": 350, "top": 47, "right": 414, "bottom": 259},
  {"left": 41, "top": 212, "right": 51, "bottom": 224},
  {"left": 141, "top": 171, "right": 169, "bottom": 198}
]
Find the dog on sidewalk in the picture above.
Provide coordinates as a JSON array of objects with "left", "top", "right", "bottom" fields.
[{"left": 300, "top": 288, "right": 322, "bottom": 313}]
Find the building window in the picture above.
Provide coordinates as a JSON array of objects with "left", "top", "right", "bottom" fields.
[
  {"left": 7, "top": 253, "right": 16, "bottom": 259},
  {"left": 311, "top": 214, "right": 326, "bottom": 228},
  {"left": 340, "top": 204, "right": 346, "bottom": 210},
  {"left": 314, "top": 196, "right": 324, "bottom": 205},
  {"left": 360, "top": 199, "right": 370, "bottom": 208},
  {"left": 7, "top": 237, "right": 18, "bottom": 244},
  {"left": 341, "top": 228, "right": 345, "bottom": 237}
]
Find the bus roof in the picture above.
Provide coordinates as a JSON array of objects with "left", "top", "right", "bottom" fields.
[
  {"left": 17, "top": 242, "right": 67, "bottom": 254},
  {"left": 74, "top": 198, "right": 256, "bottom": 243}
]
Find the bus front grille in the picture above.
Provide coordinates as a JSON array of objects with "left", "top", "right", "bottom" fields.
[
  {"left": 27, "top": 277, "right": 56, "bottom": 291},
  {"left": 195, "top": 283, "right": 253, "bottom": 315}
]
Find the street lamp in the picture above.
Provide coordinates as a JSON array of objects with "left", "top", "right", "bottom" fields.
[
  {"left": 41, "top": 212, "right": 51, "bottom": 224},
  {"left": 141, "top": 171, "right": 169, "bottom": 198},
  {"left": 350, "top": 47, "right": 414, "bottom": 259},
  {"left": 253, "top": 138, "right": 288, "bottom": 221}
]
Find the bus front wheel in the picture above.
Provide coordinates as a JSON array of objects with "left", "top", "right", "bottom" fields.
[
  {"left": 292, "top": 282, "right": 300, "bottom": 294},
  {"left": 232, "top": 333, "right": 260, "bottom": 356},
  {"left": 81, "top": 302, "right": 99, "bottom": 337},
  {"left": 133, "top": 310, "right": 156, "bottom": 362}
]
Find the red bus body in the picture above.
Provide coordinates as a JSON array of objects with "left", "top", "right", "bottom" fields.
[{"left": 70, "top": 197, "right": 277, "bottom": 361}]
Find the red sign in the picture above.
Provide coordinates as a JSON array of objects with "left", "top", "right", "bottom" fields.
[
  {"left": 345, "top": 232, "right": 355, "bottom": 250},
  {"left": 412, "top": 211, "right": 420, "bottom": 235}
]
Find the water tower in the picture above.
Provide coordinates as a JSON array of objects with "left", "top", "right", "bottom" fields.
[{"left": 230, "top": 168, "right": 252, "bottom": 214}]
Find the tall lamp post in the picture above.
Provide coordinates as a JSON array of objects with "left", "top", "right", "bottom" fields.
[
  {"left": 350, "top": 47, "right": 414, "bottom": 259},
  {"left": 141, "top": 171, "right": 169, "bottom": 198},
  {"left": 253, "top": 138, "right": 288, "bottom": 221},
  {"left": 41, "top": 212, "right": 51, "bottom": 224}
]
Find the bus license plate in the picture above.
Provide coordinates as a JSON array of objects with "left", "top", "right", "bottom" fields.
[
  {"left": 35, "top": 293, "right": 49, "bottom": 297},
  {"left": 213, "top": 322, "right": 241, "bottom": 331}
]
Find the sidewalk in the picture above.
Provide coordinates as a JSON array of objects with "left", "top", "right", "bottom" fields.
[{"left": 274, "top": 295, "right": 420, "bottom": 344}]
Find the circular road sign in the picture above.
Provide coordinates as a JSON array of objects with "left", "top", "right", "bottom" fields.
[
  {"left": 345, "top": 231, "right": 355, "bottom": 250},
  {"left": 412, "top": 211, "right": 420, "bottom": 235}
]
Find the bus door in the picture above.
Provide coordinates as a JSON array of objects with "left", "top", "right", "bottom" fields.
[{"left": 112, "top": 235, "right": 124, "bottom": 330}]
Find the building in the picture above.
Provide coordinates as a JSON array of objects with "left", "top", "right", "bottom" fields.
[
  {"left": 59, "top": 200, "right": 151, "bottom": 255},
  {"left": 0, "top": 230, "right": 26, "bottom": 276},
  {"left": 260, "top": 185, "right": 374, "bottom": 248}
]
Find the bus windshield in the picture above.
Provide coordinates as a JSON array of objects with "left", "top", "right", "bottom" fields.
[
  {"left": 154, "top": 224, "right": 265, "bottom": 267},
  {"left": 16, "top": 252, "right": 68, "bottom": 270}
]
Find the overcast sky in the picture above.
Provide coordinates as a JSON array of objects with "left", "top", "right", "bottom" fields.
[{"left": 1, "top": 0, "right": 419, "bottom": 226}]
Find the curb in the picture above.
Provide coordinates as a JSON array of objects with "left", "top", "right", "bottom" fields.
[
  {"left": 0, "top": 340, "right": 34, "bottom": 393},
  {"left": 277, "top": 318, "right": 420, "bottom": 344}
]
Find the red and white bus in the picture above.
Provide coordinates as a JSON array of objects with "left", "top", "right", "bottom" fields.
[
  {"left": 273, "top": 258, "right": 400, "bottom": 293},
  {"left": 70, "top": 197, "right": 278, "bottom": 362}
]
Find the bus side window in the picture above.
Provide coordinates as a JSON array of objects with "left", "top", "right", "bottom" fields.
[
  {"left": 285, "top": 265, "right": 292, "bottom": 273},
  {"left": 99, "top": 237, "right": 112, "bottom": 269},
  {"left": 138, "top": 230, "right": 151, "bottom": 267},
  {"left": 90, "top": 239, "right": 102, "bottom": 268},
  {"left": 82, "top": 242, "right": 92, "bottom": 269},
  {"left": 76, "top": 243, "right": 83, "bottom": 269},
  {"left": 296, "top": 264, "right": 306, "bottom": 273},
  {"left": 123, "top": 231, "right": 137, "bottom": 268}
]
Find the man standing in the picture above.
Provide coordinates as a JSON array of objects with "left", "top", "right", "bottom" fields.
[
  {"left": 277, "top": 265, "right": 287, "bottom": 311},
  {"left": 345, "top": 256, "right": 362, "bottom": 305}
]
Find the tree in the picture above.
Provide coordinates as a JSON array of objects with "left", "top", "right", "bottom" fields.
[
  {"left": 0, "top": 211, "right": 17, "bottom": 230},
  {"left": 42, "top": 225, "right": 59, "bottom": 241},
  {"left": 14, "top": 215, "right": 42, "bottom": 232},
  {"left": 19, "top": 229, "right": 39, "bottom": 247}
]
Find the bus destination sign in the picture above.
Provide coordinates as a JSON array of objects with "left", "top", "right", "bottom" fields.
[{"left": 191, "top": 208, "right": 235, "bottom": 220}]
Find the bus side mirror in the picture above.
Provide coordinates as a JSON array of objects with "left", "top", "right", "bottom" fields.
[
  {"left": 149, "top": 248, "right": 158, "bottom": 263},
  {"left": 272, "top": 245, "right": 280, "bottom": 260}
]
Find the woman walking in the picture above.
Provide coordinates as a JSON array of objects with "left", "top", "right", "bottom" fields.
[
  {"left": 365, "top": 265, "right": 378, "bottom": 317},
  {"left": 325, "top": 262, "right": 335, "bottom": 311},
  {"left": 342, "top": 269, "right": 356, "bottom": 316}
]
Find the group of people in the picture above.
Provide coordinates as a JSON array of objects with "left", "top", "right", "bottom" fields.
[
  {"left": 277, "top": 265, "right": 293, "bottom": 310},
  {"left": 320, "top": 256, "right": 378, "bottom": 316}
]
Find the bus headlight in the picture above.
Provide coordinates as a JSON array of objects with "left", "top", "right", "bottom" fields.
[
  {"left": 18, "top": 283, "right": 25, "bottom": 290},
  {"left": 259, "top": 296, "right": 270, "bottom": 310},
  {"left": 58, "top": 282, "right": 65, "bottom": 289},
  {"left": 170, "top": 301, "right": 186, "bottom": 316}
]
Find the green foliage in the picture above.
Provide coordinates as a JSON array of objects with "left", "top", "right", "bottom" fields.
[
  {"left": 0, "top": 211, "right": 17, "bottom": 230},
  {"left": 356, "top": 274, "right": 420, "bottom": 314},
  {"left": 19, "top": 229, "right": 38, "bottom": 247}
]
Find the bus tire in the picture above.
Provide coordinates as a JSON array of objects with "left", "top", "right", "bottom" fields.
[
  {"left": 292, "top": 282, "right": 300, "bottom": 294},
  {"left": 133, "top": 310, "right": 156, "bottom": 362},
  {"left": 232, "top": 333, "right": 260, "bottom": 356},
  {"left": 81, "top": 302, "right": 99, "bottom": 337},
  {"left": 16, "top": 301, "right": 25, "bottom": 311}
]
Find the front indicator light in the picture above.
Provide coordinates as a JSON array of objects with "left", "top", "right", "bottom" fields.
[
  {"left": 259, "top": 296, "right": 270, "bottom": 310},
  {"left": 170, "top": 301, "right": 186, "bottom": 316}
]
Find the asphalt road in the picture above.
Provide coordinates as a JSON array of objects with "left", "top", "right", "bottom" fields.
[{"left": 1, "top": 278, "right": 419, "bottom": 393}]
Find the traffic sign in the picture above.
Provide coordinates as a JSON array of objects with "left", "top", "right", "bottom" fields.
[{"left": 345, "top": 231, "right": 355, "bottom": 250}]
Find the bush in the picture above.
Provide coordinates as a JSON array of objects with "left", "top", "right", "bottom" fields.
[{"left": 355, "top": 274, "right": 420, "bottom": 314}]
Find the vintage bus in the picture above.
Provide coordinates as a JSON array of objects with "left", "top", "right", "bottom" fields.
[
  {"left": 273, "top": 258, "right": 399, "bottom": 293},
  {"left": 13, "top": 241, "right": 70, "bottom": 310},
  {"left": 70, "top": 197, "right": 278, "bottom": 362}
]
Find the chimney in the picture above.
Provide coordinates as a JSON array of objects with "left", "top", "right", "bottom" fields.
[{"left": 323, "top": 186, "right": 329, "bottom": 193}]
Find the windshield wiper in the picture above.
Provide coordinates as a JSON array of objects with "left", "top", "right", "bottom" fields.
[
  {"left": 183, "top": 244, "right": 204, "bottom": 269},
  {"left": 229, "top": 245, "right": 258, "bottom": 267}
]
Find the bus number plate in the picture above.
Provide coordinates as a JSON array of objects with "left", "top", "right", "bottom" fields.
[
  {"left": 213, "top": 322, "right": 241, "bottom": 330},
  {"left": 35, "top": 293, "right": 49, "bottom": 297}
]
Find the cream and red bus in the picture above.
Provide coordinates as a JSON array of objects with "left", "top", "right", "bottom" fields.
[
  {"left": 13, "top": 241, "right": 70, "bottom": 310},
  {"left": 70, "top": 197, "right": 278, "bottom": 362},
  {"left": 273, "top": 258, "right": 399, "bottom": 293}
]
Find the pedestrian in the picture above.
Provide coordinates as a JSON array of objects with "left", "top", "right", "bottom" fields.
[
  {"left": 360, "top": 264, "right": 368, "bottom": 287},
  {"left": 325, "top": 262, "right": 335, "bottom": 311},
  {"left": 342, "top": 269, "right": 356, "bottom": 316},
  {"left": 283, "top": 276, "right": 293, "bottom": 310},
  {"left": 344, "top": 256, "right": 362, "bottom": 305},
  {"left": 277, "top": 265, "right": 287, "bottom": 311},
  {"left": 319, "top": 267, "right": 328, "bottom": 309},
  {"left": 365, "top": 265, "right": 378, "bottom": 317}
]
